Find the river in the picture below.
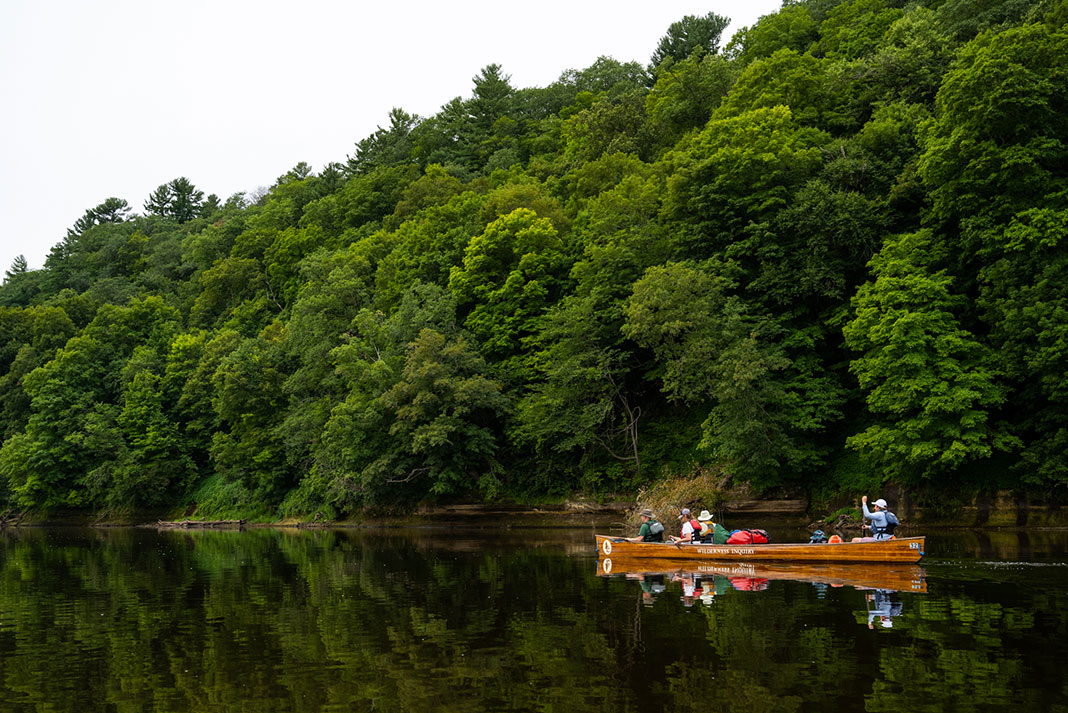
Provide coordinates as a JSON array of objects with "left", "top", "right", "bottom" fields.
[{"left": 0, "top": 524, "right": 1065, "bottom": 712}]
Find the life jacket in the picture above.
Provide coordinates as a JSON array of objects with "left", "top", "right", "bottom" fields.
[
  {"left": 683, "top": 518, "right": 702, "bottom": 540},
  {"left": 872, "top": 511, "right": 899, "bottom": 538},
  {"left": 827, "top": 534, "right": 843, "bottom": 543},
  {"left": 726, "top": 529, "right": 770, "bottom": 545},
  {"left": 695, "top": 520, "right": 714, "bottom": 543},
  {"left": 644, "top": 520, "right": 665, "bottom": 542},
  {"left": 809, "top": 530, "right": 828, "bottom": 544}
]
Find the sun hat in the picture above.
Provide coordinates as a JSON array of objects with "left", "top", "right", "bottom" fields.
[
  {"left": 639, "top": 508, "right": 655, "bottom": 518},
  {"left": 678, "top": 508, "right": 691, "bottom": 519},
  {"left": 697, "top": 510, "right": 713, "bottom": 521},
  {"left": 874, "top": 498, "right": 888, "bottom": 509}
]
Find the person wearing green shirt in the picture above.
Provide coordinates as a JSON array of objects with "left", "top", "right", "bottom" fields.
[{"left": 626, "top": 508, "right": 664, "bottom": 542}]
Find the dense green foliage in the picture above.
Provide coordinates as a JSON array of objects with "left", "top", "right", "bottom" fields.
[{"left": 2, "top": 0, "right": 1068, "bottom": 515}]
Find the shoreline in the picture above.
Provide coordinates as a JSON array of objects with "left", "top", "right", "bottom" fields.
[
  {"left": 3, "top": 491, "right": 1067, "bottom": 531},
  {"left": 3, "top": 488, "right": 1065, "bottom": 530}
]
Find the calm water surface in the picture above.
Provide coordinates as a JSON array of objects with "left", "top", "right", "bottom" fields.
[{"left": 0, "top": 525, "right": 1066, "bottom": 712}]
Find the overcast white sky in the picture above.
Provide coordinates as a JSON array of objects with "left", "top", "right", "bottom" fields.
[{"left": 0, "top": 0, "right": 782, "bottom": 275}]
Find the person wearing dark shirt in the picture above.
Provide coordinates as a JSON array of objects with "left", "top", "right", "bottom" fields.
[{"left": 626, "top": 508, "right": 664, "bottom": 542}]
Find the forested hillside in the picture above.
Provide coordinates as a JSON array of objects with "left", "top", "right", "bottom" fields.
[{"left": 2, "top": 0, "right": 1066, "bottom": 518}]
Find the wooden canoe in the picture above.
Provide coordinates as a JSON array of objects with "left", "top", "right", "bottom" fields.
[
  {"left": 596, "top": 557, "right": 928, "bottom": 592},
  {"left": 595, "top": 534, "right": 926, "bottom": 563}
]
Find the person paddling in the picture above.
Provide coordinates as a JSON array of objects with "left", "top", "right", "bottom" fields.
[
  {"left": 669, "top": 508, "right": 702, "bottom": 544},
  {"left": 853, "top": 495, "right": 899, "bottom": 542}
]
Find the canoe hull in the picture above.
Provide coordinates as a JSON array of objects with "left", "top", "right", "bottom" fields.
[{"left": 595, "top": 534, "right": 926, "bottom": 563}]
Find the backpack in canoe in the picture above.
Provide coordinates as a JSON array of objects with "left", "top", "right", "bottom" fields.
[{"left": 725, "top": 529, "right": 770, "bottom": 545}]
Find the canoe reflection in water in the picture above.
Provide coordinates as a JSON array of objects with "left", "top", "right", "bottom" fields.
[
  {"left": 673, "top": 571, "right": 729, "bottom": 607},
  {"left": 623, "top": 571, "right": 724, "bottom": 607},
  {"left": 598, "top": 556, "right": 928, "bottom": 607},
  {"left": 635, "top": 573, "right": 667, "bottom": 605}
]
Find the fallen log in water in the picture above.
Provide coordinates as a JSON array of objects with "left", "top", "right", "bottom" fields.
[
  {"left": 0, "top": 510, "right": 25, "bottom": 528},
  {"left": 156, "top": 519, "right": 247, "bottom": 529}
]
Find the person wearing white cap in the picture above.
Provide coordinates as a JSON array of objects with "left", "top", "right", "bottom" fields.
[
  {"left": 694, "top": 510, "right": 730, "bottom": 544},
  {"left": 855, "top": 495, "right": 897, "bottom": 541}
]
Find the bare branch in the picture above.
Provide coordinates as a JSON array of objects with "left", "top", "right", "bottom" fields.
[{"left": 386, "top": 467, "right": 430, "bottom": 484}]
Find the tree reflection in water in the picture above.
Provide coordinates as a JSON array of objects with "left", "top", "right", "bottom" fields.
[{"left": 0, "top": 528, "right": 1065, "bottom": 712}]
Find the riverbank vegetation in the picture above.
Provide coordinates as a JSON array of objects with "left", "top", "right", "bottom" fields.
[{"left": 2, "top": 0, "right": 1067, "bottom": 519}]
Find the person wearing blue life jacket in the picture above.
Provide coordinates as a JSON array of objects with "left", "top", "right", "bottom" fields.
[{"left": 852, "top": 495, "right": 899, "bottom": 541}]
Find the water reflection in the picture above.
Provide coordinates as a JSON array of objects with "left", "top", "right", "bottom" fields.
[
  {"left": 0, "top": 527, "right": 1065, "bottom": 712},
  {"left": 864, "top": 589, "right": 903, "bottom": 630},
  {"left": 598, "top": 556, "right": 928, "bottom": 592},
  {"left": 598, "top": 557, "right": 926, "bottom": 637}
]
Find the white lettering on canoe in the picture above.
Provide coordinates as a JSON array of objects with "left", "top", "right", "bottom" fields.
[
  {"left": 697, "top": 564, "right": 756, "bottom": 576},
  {"left": 695, "top": 547, "right": 755, "bottom": 555}
]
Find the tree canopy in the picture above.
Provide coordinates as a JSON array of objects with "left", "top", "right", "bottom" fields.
[{"left": 3, "top": 2, "right": 1067, "bottom": 515}]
